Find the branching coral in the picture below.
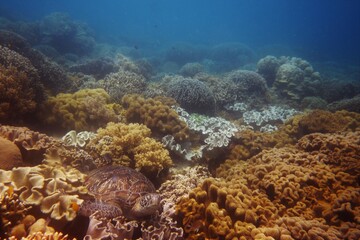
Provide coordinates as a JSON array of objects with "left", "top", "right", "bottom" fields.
[
  {"left": 40, "top": 88, "right": 122, "bottom": 132},
  {"left": 121, "top": 94, "right": 189, "bottom": 142},
  {"left": 0, "top": 190, "right": 31, "bottom": 238},
  {"left": 86, "top": 122, "right": 173, "bottom": 177}
]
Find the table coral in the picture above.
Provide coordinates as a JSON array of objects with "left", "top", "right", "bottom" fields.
[
  {"left": 40, "top": 88, "right": 122, "bottom": 132},
  {"left": 86, "top": 122, "right": 173, "bottom": 177},
  {"left": 122, "top": 94, "right": 189, "bottom": 142}
]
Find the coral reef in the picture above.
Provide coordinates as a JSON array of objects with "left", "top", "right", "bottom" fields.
[
  {"left": 69, "top": 57, "right": 118, "bottom": 79},
  {"left": 40, "top": 88, "right": 122, "bottom": 132},
  {"left": 176, "top": 135, "right": 360, "bottom": 239},
  {"left": 0, "top": 46, "right": 42, "bottom": 123},
  {"left": 86, "top": 122, "right": 173, "bottom": 177},
  {"left": 100, "top": 69, "right": 147, "bottom": 101},
  {"left": 0, "top": 137, "right": 23, "bottom": 170},
  {"left": 327, "top": 94, "right": 360, "bottom": 113},
  {"left": 165, "top": 75, "right": 216, "bottom": 115},
  {"left": 0, "top": 163, "right": 87, "bottom": 222},
  {"left": 0, "top": 125, "right": 58, "bottom": 164},
  {"left": 256, "top": 55, "right": 281, "bottom": 86},
  {"left": 39, "top": 12, "right": 95, "bottom": 56},
  {"left": 0, "top": 190, "right": 31, "bottom": 238},
  {"left": 121, "top": 94, "right": 189, "bottom": 142},
  {"left": 179, "top": 62, "right": 204, "bottom": 77},
  {"left": 0, "top": 30, "right": 73, "bottom": 94}
]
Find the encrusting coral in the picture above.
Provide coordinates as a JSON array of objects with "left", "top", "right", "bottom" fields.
[
  {"left": 121, "top": 94, "right": 189, "bottom": 142},
  {"left": 176, "top": 130, "right": 360, "bottom": 239},
  {"left": 86, "top": 122, "right": 173, "bottom": 177},
  {"left": 40, "top": 88, "right": 123, "bottom": 132}
]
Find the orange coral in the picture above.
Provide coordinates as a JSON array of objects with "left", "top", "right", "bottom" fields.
[
  {"left": 176, "top": 130, "right": 360, "bottom": 239},
  {"left": 40, "top": 88, "right": 123, "bottom": 132},
  {"left": 121, "top": 94, "right": 189, "bottom": 141},
  {"left": 86, "top": 122, "right": 173, "bottom": 177}
]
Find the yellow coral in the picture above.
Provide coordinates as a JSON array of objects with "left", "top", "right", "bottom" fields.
[
  {"left": 87, "top": 122, "right": 173, "bottom": 176},
  {"left": 40, "top": 88, "right": 123, "bottom": 132}
]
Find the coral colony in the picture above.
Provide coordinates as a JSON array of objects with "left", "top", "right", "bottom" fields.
[{"left": 0, "top": 11, "right": 359, "bottom": 240}]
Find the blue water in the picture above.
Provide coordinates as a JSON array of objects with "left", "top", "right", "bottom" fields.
[{"left": 1, "top": 0, "right": 360, "bottom": 63}]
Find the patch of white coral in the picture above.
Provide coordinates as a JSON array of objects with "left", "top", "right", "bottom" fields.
[{"left": 173, "top": 106, "right": 238, "bottom": 150}]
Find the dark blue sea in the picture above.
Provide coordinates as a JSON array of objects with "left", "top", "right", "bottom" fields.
[{"left": 1, "top": 0, "right": 360, "bottom": 63}]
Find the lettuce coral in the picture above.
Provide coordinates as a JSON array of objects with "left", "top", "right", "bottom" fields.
[
  {"left": 0, "top": 163, "right": 87, "bottom": 221},
  {"left": 40, "top": 88, "right": 122, "bottom": 132},
  {"left": 86, "top": 122, "right": 173, "bottom": 177},
  {"left": 122, "top": 94, "right": 189, "bottom": 142}
]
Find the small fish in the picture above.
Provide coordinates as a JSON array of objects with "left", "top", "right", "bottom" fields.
[
  {"left": 70, "top": 201, "right": 80, "bottom": 212},
  {"left": 7, "top": 185, "right": 14, "bottom": 197}
]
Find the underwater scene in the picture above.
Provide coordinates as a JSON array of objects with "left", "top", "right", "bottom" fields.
[{"left": 0, "top": 0, "right": 359, "bottom": 239}]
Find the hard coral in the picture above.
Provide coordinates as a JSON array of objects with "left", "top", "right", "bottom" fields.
[
  {"left": 0, "top": 45, "right": 42, "bottom": 123},
  {"left": 86, "top": 122, "right": 172, "bottom": 177},
  {"left": 121, "top": 94, "right": 189, "bottom": 142},
  {"left": 100, "top": 69, "right": 146, "bottom": 101},
  {"left": 0, "top": 137, "right": 23, "bottom": 170},
  {"left": 166, "top": 75, "right": 215, "bottom": 115},
  {"left": 41, "top": 88, "right": 122, "bottom": 132}
]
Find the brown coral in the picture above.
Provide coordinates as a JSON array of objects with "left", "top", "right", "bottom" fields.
[
  {"left": 0, "top": 63, "right": 37, "bottom": 122},
  {"left": 0, "top": 137, "right": 23, "bottom": 170},
  {"left": 86, "top": 122, "right": 173, "bottom": 177},
  {"left": 0, "top": 125, "right": 58, "bottom": 164},
  {"left": 176, "top": 130, "right": 360, "bottom": 239},
  {"left": 122, "top": 94, "right": 189, "bottom": 142},
  {"left": 40, "top": 88, "right": 123, "bottom": 132}
]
